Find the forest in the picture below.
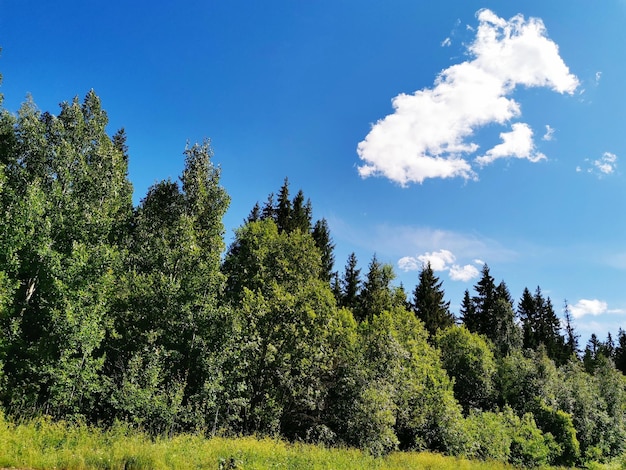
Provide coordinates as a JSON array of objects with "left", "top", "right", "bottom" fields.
[{"left": 1, "top": 83, "right": 626, "bottom": 468}]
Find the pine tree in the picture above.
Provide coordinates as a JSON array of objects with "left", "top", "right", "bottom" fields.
[{"left": 410, "top": 262, "right": 453, "bottom": 336}]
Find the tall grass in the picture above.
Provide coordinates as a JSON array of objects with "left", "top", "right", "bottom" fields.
[{"left": 0, "top": 411, "right": 613, "bottom": 469}]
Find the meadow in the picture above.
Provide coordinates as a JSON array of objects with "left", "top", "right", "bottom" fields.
[{"left": 0, "top": 412, "right": 532, "bottom": 470}]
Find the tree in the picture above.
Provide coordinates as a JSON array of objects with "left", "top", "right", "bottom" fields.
[
  {"left": 436, "top": 326, "right": 496, "bottom": 414},
  {"left": 105, "top": 140, "right": 230, "bottom": 433},
  {"left": 291, "top": 189, "right": 312, "bottom": 233},
  {"left": 410, "top": 263, "right": 453, "bottom": 336},
  {"left": 275, "top": 177, "right": 291, "bottom": 232},
  {"left": 459, "top": 289, "right": 476, "bottom": 330},
  {"left": 471, "top": 264, "right": 497, "bottom": 336},
  {"left": 0, "top": 91, "right": 133, "bottom": 418},
  {"left": 221, "top": 218, "right": 338, "bottom": 438},
  {"left": 356, "top": 254, "right": 394, "bottom": 322},
  {"left": 340, "top": 253, "right": 361, "bottom": 311},
  {"left": 312, "top": 218, "right": 335, "bottom": 283}
]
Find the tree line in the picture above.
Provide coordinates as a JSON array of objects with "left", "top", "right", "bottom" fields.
[{"left": 1, "top": 86, "right": 625, "bottom": 467}]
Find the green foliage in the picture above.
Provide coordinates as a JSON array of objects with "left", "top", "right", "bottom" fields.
[
  {"left": 436, "top": 326, "right": 496, "bottom": 414},
  {"left": 0, "top": 91, "right": 132, "bottom": 419}
]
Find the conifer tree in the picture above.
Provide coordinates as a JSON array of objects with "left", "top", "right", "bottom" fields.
[
  {"left": 471, "top": 264, "right": 497, "bottom": 336},
  {"left": 459, "top": 289, "right": 477, "bottom": 331},
  {"left": 291, "top": 189, "right": 312, "bottom": 233},
  {"left": 410, "top": 262, "right": 453, "bottom": 336},
  {"left": 312, "top": 218, "right": 335, "bottom": 282},
  {"left": 563, "top": 300, "right": 580, "bottom": 359},
  {"left": 340, "top": 252, "right": 361, "bottom": 311},
  {"left": 356, "top": 255, "right": 394, "bottom": 322},
  {"left": 276, "top": 177, "right": 291, "bottom": 232}
]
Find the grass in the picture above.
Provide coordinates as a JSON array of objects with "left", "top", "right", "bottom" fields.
[{"left": 0, "top": 412, "right": 621, "bottom": 469}]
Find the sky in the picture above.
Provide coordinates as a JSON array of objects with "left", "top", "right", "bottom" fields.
[{"left": 1, "top": 0, "right": 626, "bottom": 344}]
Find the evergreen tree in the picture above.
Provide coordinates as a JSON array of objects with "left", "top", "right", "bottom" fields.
[
  {"left": 340, "top": 252, "right": 361, "bottom": 311},
  {"left": 410, "top": 262, "right": 453, "bottom": 336},
  {"left": 261, "top": 192, "right": 275, "bottom": 220},
  {"left": 312, "top": 218, "right": 335, "bottom": 282},
  {"left": 519, "top": 287, "right": 564, "bottom": 362},
  {"left": 276, "top": 177, "right": 291, "bottom": 232},
  {"left": 471, "top": 264, "right": 497, "bottom": 336},
  {"left": 614, "top": 328, "right": 626, "bottom": 374},
  {"left": 563, "top": 300, "right": 580, "bottom": 359},
  {"left": 356, "top": 254, "right": 394, "bottom": 322},
  {"left": 459, "top": 289, "right": 477, "bottom": 331},
  {"left": 246, "top": 201, "right": 261, "bottom": 223},
  {"left": 518, "top": 287, "right": 538, "bottom": 349},
  {"left": 291, "top": 189, "right": 312, "bottom": 233}
]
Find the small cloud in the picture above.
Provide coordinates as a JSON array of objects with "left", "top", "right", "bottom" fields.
[
  {"left": 474, "top": 259, "right": 485, "bottom": 265},
  {"left": 441, "top": 37, "right": 452, "bottom": 47},
  {"left": 595, "top": 152, "right": 617, "bottom": 174},
  {"left": 475, "top": 122, "right": 546, "bottom": 166},
  {"left": 595, "top": 71, "right": 602, "bottom": 84},
  {"left": 449, "top": 264, "right": 480, "bottom": 281},
  {"left": 580, "top": 152, "right": 618, "bottom": 176},
  {"left": 569, "top": 299, "right": 607, "bottom": 319},
  {"left": 398, "top": 256, "right": 421, "bottom": 272},
  {"left": 397, "top": 248, "right": 482, "bottom": 282},
  {"left": 542, "top": 125, "right": 555, "bottom": 141},
  {"left": 418, "top": 249, "right": 456, "bottom": 271}
]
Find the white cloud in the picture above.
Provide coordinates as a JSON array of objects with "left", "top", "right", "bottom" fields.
[
  {"left": 418, "top": 249, "right": 456, "bottom": 271},
  {"left": 449, "top": 264, "right": 480, "bottom": 281},
  {"left": 570, "top": 299, "right": 607, "bottom": 319},
  {"left": 595, "top": 71, "right": 602, "bottom": 84},
  {"left": 475, "top": 122, "right": 546, "bottom": 166},
  {"left": 543, "top": 125, "right": 555, "bottom": 141},
  {"left": 595, "top": 152, "right": 617, "bottom": 174},
  {"left": 441, "top": 37, "right": 452, "bottom": 47},
  {"left": 357, "top": 9, "right": 578, "bottom": 185},
  {"left": 580, "top": 152, "right": 618, "bottom": 176},
  {"left": 397, "top": 248, "right": 481, "bottom": 282},
  {"left": 398, "top": 256, "right": 420, "bottom": 272}
]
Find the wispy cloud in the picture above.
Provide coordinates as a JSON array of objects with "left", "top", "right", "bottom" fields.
[
  {"left": 542, "top": 125, "right": 555, "bottom": 141},
  {"left": 357, "top": 9, "right": 578, "bottom": 185},
  {"left": 569, "top": 298, "right": 624, "bottom": 319},
  {"left": 398, "top": 248, "right": 483, "bottom": 282},
  {"left": 578, "top": 152, "right": 618, "bottom": 176}
]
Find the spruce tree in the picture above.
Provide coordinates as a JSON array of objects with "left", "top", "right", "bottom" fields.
[
  {"left": 312, "top": 218, "right": 335, "bottom": 282},
  {"left": 276, "top": 177, "right": 291, "bottom": 232},
  {"left": 340, "top": 252, "right": 361, "bottom": 311},
  {"left": 563, "top": 300, "right": 580, "bottom": 359},
  {"left": 410, "top": 262, "right": 453, "bottom": 336}
]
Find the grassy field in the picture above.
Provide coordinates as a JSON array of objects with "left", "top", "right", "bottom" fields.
[{"left": 0, "top": 413, "right": 621, "bottom": 470}]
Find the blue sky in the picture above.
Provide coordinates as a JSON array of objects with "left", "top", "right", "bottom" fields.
[{"left": 2, "top": 1, "right": 626, "bottom": 344}]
